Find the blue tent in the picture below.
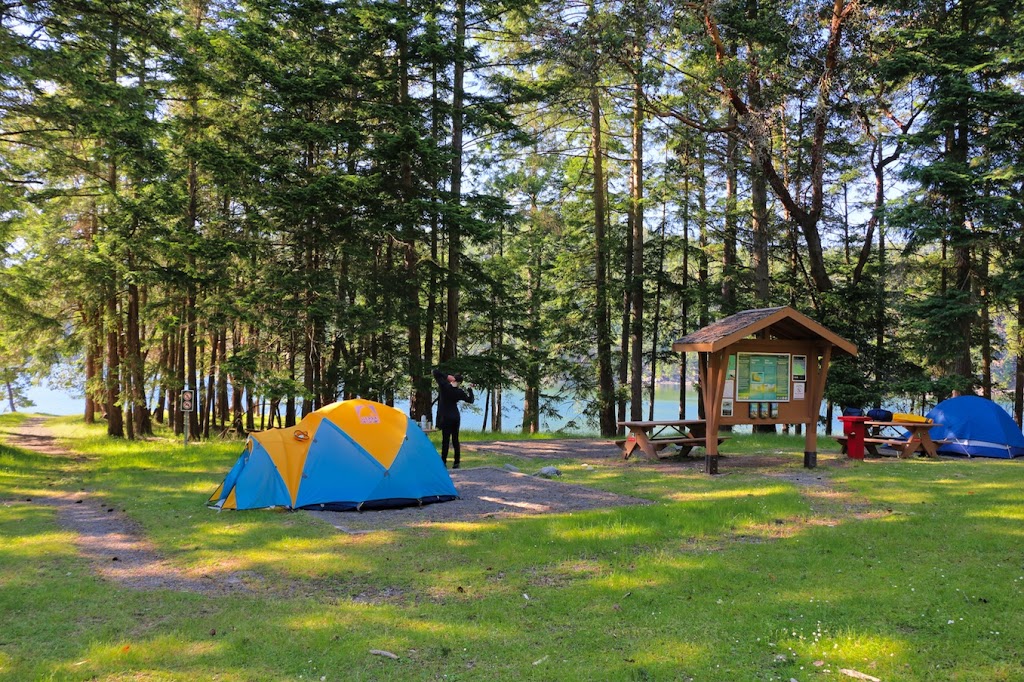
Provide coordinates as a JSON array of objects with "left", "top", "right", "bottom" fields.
[
  {"left": 925, "top": 396, "right": 1024, "bottom": 459},
  {"left": 209, "top": 399, "right": 458, "bottom": 510}
]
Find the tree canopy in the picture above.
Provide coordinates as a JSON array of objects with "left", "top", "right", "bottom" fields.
[{"left": 2, "top": 0, "right": 1022, "bottom": 435}]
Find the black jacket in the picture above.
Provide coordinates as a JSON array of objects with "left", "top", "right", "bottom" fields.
[{"left": 433, "top": 369, "right": 474, "bottom": 427}]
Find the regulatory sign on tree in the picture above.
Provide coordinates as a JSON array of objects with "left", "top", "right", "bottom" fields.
[{"left": 180, "top": 389, "right": 194, "bottom": 412}]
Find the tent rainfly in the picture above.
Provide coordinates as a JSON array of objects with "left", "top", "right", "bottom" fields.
[
  {"left": 924, "top": 396, "right": 1024, "bottom": 459},
  {"left": 209, "top": 399, "right": 458, "bottom": 511}
]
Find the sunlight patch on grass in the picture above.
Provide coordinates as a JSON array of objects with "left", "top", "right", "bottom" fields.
[
  {"left": 61, "top": 637, "right": 224, "bottom": 679},
  {"left": 778, "top": 628, "right": 907, "bottom": 676},
  {"left": 2, "top": 527, "right": 79, "bottom": 562},
  {"left": 193, "top": 523, "right": 257, "bottom": 539},
  {"left": 292, "top": 606, "right": 502, "bottom": 643},
  {"left": 967, "top": 508, "right": 1024, "bottom": 523},
  {"left": 181, "top": 480, "right": 225, "bottom": 495},
  {"left": 668, "top": 484, "right": 790, "bottom": 503},
  {"left": 431, "top": 520, "right": 504, "bottom": 535},
  {"left": 551, "top": 520, "right": 649, "bottom": 542},
  {"left": 261, "top": 550, "right": 374, "bottom": 577},
  {"left": 589, "top": 572, "right": 667, "bottom": 592},
  {"left": 630, "top": 639, "right": 708, "bottom": 668}
]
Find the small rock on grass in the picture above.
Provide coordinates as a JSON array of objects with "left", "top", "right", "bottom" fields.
[{"left": 369, "top": 649, "right": 399, "bottom": 660}]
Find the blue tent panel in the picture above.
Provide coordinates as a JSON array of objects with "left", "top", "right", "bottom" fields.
[
  {"left": 231, "top": 442, "right": 294, "bottom": 509},
  {"left": 925, "top": 396, "right": 1024, "bottom": 459},
  {"left": 211, "top": 452, "right": 248, "bottom": 506},
  {"left": 294, "top": 419, "right": 386, "bottom": 508},
  {"left": 359, "top": 422, "right": 458, "bottom": 507}
]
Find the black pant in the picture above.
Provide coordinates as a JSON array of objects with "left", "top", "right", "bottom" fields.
[{"left": 440, "top": 418, "right": 461, "bottom": 468}]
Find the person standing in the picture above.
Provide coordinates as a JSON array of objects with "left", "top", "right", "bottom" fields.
[{"left": 432, "top": 368, "right": 474, "bottom": 469}]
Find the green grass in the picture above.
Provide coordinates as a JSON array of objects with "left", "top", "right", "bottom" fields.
[{"left": 1, "top": 414, "right": 1023, "bottom": 680}]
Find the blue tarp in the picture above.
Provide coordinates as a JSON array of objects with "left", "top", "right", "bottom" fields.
[{"left": 925, "top": 396, "right": 1024, "bottom": 459}]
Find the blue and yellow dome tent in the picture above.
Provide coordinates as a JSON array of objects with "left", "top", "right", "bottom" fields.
[
  {"left": 924, "top": 395, "right": 1024, "bottom": 459},
  {"left": 209, "top": 399, "right": 458, "bottom": 511}
]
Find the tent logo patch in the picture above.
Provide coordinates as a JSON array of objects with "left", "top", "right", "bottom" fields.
[{"left": 357, "top": 404, "right": 381, "bottom": 425}]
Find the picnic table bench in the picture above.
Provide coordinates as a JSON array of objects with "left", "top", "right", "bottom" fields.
[
  {"left": 615, "top": 420, "right": 727, "bottom": 460},
  {"left": 833, "top": 420, "right": 943, "bottom": 458}
]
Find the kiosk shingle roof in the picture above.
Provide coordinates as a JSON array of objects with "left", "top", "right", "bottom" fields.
[{"left": 672, "top": 306, "right": 857, "bottom": 356}]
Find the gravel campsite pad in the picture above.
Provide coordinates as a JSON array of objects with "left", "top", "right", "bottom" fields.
[
  {"left": 462, "top": 438, "right": 622, "bottom": 460},
  {"left": 306, "top": 466, "right": 653, "bottom": 533}
]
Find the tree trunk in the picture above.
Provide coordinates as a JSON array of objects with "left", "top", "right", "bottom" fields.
[
  {"left": 696, "top": 143, "right": 709, "bottom": 420},
  {"left": 125, "top": 271, "right": 151, "bottom": 437},
  {"left": 442, "top": 0, "right": 466, "bottom": 364},
  {"left": 172, "top": 323, "right": 184, "bottom": 434},
  {"left": 979, "top": 244, "right": 991, "bottom": 398},
  {"left": 203, "top": 329, "right": 218, "bottom": 439},
  {"left": 84, "top": 304, "right": 99, "bottom": 424},
  {"left": 722, "top": 115, "right": 739, "bottom": 313},
  {"left": 949, "top": 120, "right": 974, "bottom": 386},
  {"left": 745, "top": 19, "right": 770, "bottom": 302},
  {"left": 396, "top": 0, "right": 431, "bottom": 422},
  {"left": 522, "top": 192, "right": 543, "bottom": 434},
  {"left": 105, "top": 283, "right": 124, "bottom": 437},
  {"left": 217, "top": 326, "right": 228, "bottom": 428},
  {"left": 591, "top": 81, "right": 616, "bottom": 437},
  {"left": 619, "top": 213, "right": 631, "bottom": 429},
  {"left": 628, "top": 24, "right": 645, "bottom": 422},
  {"left": 649, "top": 196, "right": 667, "bottom": 420},
  {"left": 285, "top": 328, "right": 297, "bottom": 427},
  {"left": 1016, "top": 290, "right": 1023, "bottom": 427},
  {"left": 678, "top": 142, "right": 693, "bottom": 420}
]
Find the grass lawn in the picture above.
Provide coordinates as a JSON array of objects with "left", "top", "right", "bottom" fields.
[{"left": 1, "top": 413, "right": 1023, "bottom": 681}]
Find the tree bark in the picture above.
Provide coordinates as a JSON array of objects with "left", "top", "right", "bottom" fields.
[
  {"left": 1016, "top": 289, "right": 1024, "bottom": 427},
  {"left": 722, "top": 115, "right": 739, "bottom": 313},
  {"left": 979, "top": 244, "right": 991, "bottom": 398},
  {"left": 696, "top": 143, "right": 709, "bottom": 420},
  {"left": 125, "top": 255, "right": 151, "bottom": 437},
  {"left": 628, "top": 16, "right": 645, "bottom": 422},
  {"left": 442, "top": 0, "right": 467, "bottom": 364},
  {"left": 105, "top": 282, "right": 124, "bottom": 438},
  {"left": 397, "top": 0, "right": 431, "bottom": 422},
  {"left": 523, "top": 190, "right": 543, "bottom": 434},
  {"left": 591, "top": 81, "right": 616, "bottom": 437}
]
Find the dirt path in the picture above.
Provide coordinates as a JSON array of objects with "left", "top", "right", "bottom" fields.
[{"left": 4, "top": 418, "right": 250, "bottom": 595}]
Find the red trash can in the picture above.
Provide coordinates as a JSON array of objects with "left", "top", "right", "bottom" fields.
[{"left": 838, "top": 415, "right": 869, "bottom": 459}]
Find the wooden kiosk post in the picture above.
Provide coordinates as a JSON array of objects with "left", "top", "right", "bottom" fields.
[{"left": 672, "top": 307, "right": 857, "bottom": 474}]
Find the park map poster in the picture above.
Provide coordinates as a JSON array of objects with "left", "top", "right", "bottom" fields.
[{"left": 735, "top": 352, "right": 791, "bottom": 402}]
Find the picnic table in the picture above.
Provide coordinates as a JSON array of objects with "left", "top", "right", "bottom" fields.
[
  {"left": 615, "top": 420, "right": 727, "bottom": 460},
  {"left": 834, "top": 420, "right": 942, "bottom": 458}
]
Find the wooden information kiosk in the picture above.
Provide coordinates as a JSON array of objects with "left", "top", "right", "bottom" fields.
[{"left": 672, "top": 307, "right": 857, "bottom": 474}]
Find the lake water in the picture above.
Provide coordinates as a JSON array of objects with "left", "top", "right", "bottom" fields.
[{"left": 23, "top": 382, "right": 854, "bottom": 434}]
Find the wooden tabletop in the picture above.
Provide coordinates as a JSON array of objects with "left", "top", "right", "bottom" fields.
[{"left": 617, "top": 419, "right": 706, "bottom": 428}]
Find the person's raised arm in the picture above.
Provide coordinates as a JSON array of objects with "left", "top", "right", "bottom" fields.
[{"left": 433, "top": 369, "right": 457, "bottom": 399}]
